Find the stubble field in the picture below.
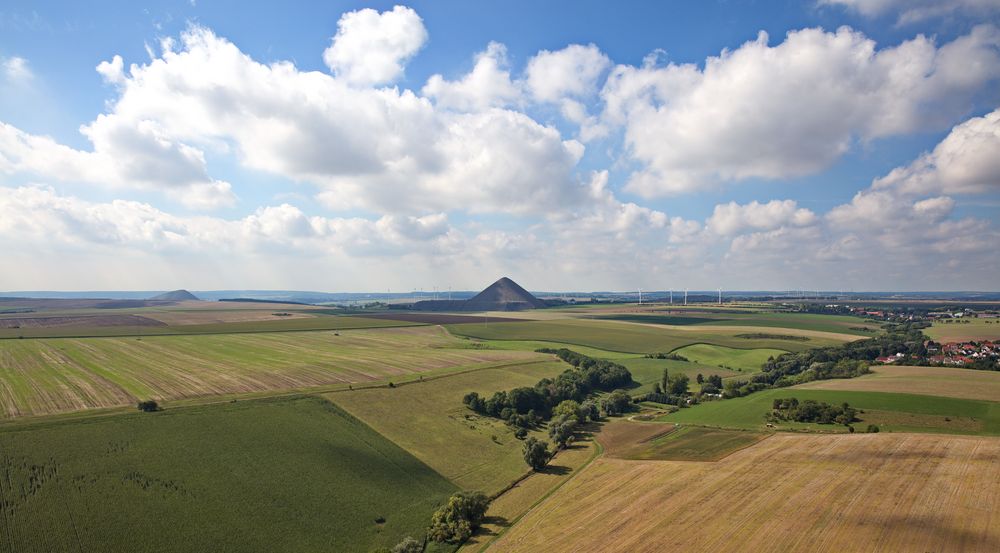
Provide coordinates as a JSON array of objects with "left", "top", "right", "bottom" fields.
[
  {"left": 489, "top": 433, "right": 1000, "bottom": 553},
  {"left": 797, "top": 365, "right": 1000, "bottom": 401}
]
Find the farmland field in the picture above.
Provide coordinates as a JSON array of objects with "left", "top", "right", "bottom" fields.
[
  {"left": 489, "top": 433, "right": 1000, "bottom": 553},
  {"left": 0, "top": 313, "right": 422, "bottom": 339},
  {"left": 604, "top": 424, "right": 766, "bottom": 461},
  {"left": 797, "top": 365, "right": 1000, "bottom": 401},
  {"left": 0, "top": 396, "right": 455, "bottom": 553},
  {"left": 672, "top": 343, "right": 787, "bottom": 371},
  {"left": 925, "top": 318, "right": 1000, "bottom": 342},
  {"left": 596, "top": 311, "right": 879, "bottom": 335},
  {"left": 446, "top": 319, "right": 847, "bottom": 354},
  {"left": 328, "top": 360, "right": 567, "bottom": 493},
  {"left": 658, "top": 388, "right": 1000, "bottom": 435},
  {"left": 0, "top": 326, "right": 545, "bottom": 418},
  {"left": 458, "top": 433, "right": 599, "bottom": 553}
]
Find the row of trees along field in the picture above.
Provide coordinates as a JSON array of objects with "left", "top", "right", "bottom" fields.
[
  {"left": 462, "top": 348, "right": 636, "bottom": 475},
  {"left": 461, "top": 348, "right": 633, "bottom": 428},
  {"left": 721, "top": 324, "right": 928, "bottom": 398}
]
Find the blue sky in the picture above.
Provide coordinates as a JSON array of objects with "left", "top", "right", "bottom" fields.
[{"left": 1, "top": 1, "right": 999, "bottom": 291}]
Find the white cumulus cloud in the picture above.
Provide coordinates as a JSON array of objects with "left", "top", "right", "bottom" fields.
[
  {"left": 322, "top": 5, "right": 427, "bottom": 86},
  {"left": 600, "top": 25, "right": 1000, "bottom": 196},
  {"left": 707, "top": 200, "right": 817, "bottom": 236},
  {"left": 873, "top": 107, "right": 1000, "bottom": 196},
  {"left": 422, "top": 42, "right": 522, "bottom": 112},
  {"left": 526, "top": 43, "right": 610, "bottom": 102},
  {"left": 821, "top": 0, "right": 1000, "bottom": 25}
]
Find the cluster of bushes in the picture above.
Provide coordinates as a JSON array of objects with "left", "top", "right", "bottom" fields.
[
  {"left": 523, "top": 437, "right": 551, "bottom": 470},
  {"left": 643, "top": 352, "right": 689, "bottom": 361},
  {"left": 427, "top": 491, "right": 489, "bottom": 543},
  {"left": 636, "top": 368, "right": 697, "bottom": 405},
  {"left": 522, "top": 395, "right": 615, "bottom": 471},
  {"left": 136, "top": 400, "right": 160, "bottom": 412},
  {"left": 372, "top": 536, "right": 423, "bottom": 553},
  {"left": 462, "top": 349, "right": 633, "bottom": 427},
  {"left": 767, "top": 398, "right": 857, "bottom": 425},
  {"left": 699, "top": 374, "right": 724, "bottom": 395},
  {"left": 535, "top": 348, "right": 634, "bottom": 388}
]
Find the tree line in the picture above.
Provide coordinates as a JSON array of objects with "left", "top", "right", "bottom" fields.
[
  {"left": 462, "top": 348, "right": 633, "bottom": 428},
  {"left": 720, "top": 325, "right": 928, "bottom": 398},
  {"left": 766, "top": 397, "right": 857, "bottom": 425}
]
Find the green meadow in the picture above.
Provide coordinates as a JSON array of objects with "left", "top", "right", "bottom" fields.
[
  {"left": 672, "top": 344, "right": 787, "bottom": 372},
  {"left": 658, "top": 388, "right": 1000, "bottom": 436},
  {"left": 594, "top": 311, "right": 879, "bottom": 335},
  {"left": 446, "top": 319, "right": 834, "bottom": 354},
  {"left": 328, "top": 360, "right": 567, "bottom": 494}
]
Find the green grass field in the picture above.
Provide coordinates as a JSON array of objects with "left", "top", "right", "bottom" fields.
[
  {"left": 617, "top": 358, "right": 740, "bottom": 394},
  {"left": 446, "top": 319, "right": 839, "bottom": 354},
  {"left": 672, "top": 344, "right": 787, "bottom": 372},
  {"left": 0, "top": 326, "right": 544, "bottom": 418},
  {"left": 594, "top": 311, "right": 879, "bottom": 335},
  {"left": 0, "top": 396, "right": 456, "bottom": 553},
  {"left": 658, "top": 388, "right": 1000, "bottom": 435},
  {"left": 328, "top": 361, "right": 567, "bottom": 494},
  {"left": 620, "top": 426, "right": 766, "bottom": 461}
]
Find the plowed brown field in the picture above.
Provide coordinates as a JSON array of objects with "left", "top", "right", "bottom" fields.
[{"left": 490, "top": 433, "right": 1000, "bottom": 553}]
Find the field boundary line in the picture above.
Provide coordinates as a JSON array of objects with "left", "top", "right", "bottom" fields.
[{"left": 474, "top": 428, "right": 605, "bottom": 552}]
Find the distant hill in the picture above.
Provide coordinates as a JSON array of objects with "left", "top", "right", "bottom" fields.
[
  {"left": 468, "top": 277, "right": 546, "bottom": 309},
  {"left": 413, "top": 277, "right": 545, "bottom": 311},
  {"left": 149, "top": 289, "right": 200, "bottom": 301}
]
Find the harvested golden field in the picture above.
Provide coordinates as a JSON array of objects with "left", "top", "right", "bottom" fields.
[
  {"left": 490, "top": 433, "right": 1000, "bottom": 553},
  {"left": 926, "top": 318, "right": 1000, "bottom": 342},
  {"left": 798, "top": 365, "right": 1000, "bottom": 402},
  {"left": 0, "top": 326, "right": 544, "bottom": 418}
]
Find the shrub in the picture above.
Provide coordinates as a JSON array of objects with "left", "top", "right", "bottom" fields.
[
  {"left": 553, "top": 400, "right": 583, "bottom": 423},
  {"left": 522, "top": 437, "right": 550, "bottom": 471},
  {"left": 548, "top": 414, "right": 576, "bottom": 449},
  {"left": 392, "top": 536, "right": 423, "bottom": 553},
  {"left": 600, "top": 390, "right": 634, "bottom": 416},
  {"left": 136, "top": 400, "right": 159, "bottom": 412},
  {"left": 866, "top": 424, "right": 880, "bottom": 433},
  {"left": 428, "top": 491, "right": 490, "bottom": 543}
]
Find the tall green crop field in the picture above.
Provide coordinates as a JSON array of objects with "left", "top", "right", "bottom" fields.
[{"left": 0, "top": 397, "right": 455, "bottom": 552}]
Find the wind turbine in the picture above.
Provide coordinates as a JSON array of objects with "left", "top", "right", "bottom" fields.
[
  {"left": 718, "top": 288, "right": 722, "bottom": 305},
  {"left": 684, "top": 289, "right": 688, "bottom": 306},
  {"left": 669, "top": 289, "right": 673, "bottom": 305},
  {"left": 638, "top": 288, "right": 643, "bottom": 306}
]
